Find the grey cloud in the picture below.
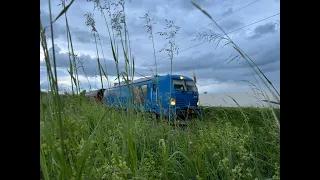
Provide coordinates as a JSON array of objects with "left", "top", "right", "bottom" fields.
[
  {"left": 255, "top": 22, "right": 277, "bottom": 34},
  {"left": 195, "top": 49, "right": 279, "bottom": 83},
  {"left": 249, "top": 22, "right": 278, "bottom": 39},
  {"left": 193, "top": 65, "right": 278, "bottom": 86},
  {"left": 222, "top": 8, "right": 233, "bottom": 16},
  {"left": 156, "top": 40, "right": 278, "bottom": 73},
  {"left": 138, "top": 36, "right": 279, "bottom": 84},
  {"left": 242, "top": 52, "right": 280, "bottom": 77},
  {"left": 155, "top": 52, "right": 223, "bottom": 73},
  {"left": 255, "top": 46, "right": 279, "bottom": 68},
  {"left": 40, "top": 44, "right": 148, "bottom": 77},
  {"left": 264, "top": 69, "right": 280, "bottom": 85},
  {"left": 241, "top": 62, "right": 279, "bottom": 78},
  {"left": 257, "top": 61, "right": 279, "bottom": 74},
  {"left": 40, "top": 81, "right": 72, "bottom": 91},
  {"left": 40, "top": 9, "right": 107, "bottom": 44},
  {"left": 219, "top": 19, "right": 244, "bottom": 31},
  {"left": 175, "top": 0, "right": 215, "bottom": 10},
  {"left": 127, "top": 0, "right": 213, "bottom": 12},
  {"left": 69, "top": 27, "right": 94, "bottom": 43},
  {"left": 40, "top": 0, "right": 280, "bottom": 93},
  {"left": 127, "top": 17, "right": 148, "bottom": 36},
  {"left": 40, "top": 66, "right": 71, "bottom": 82},
  {"left": 196, "top": 68, "right": 248, "bottom": 82},
  {"left": 40, "top": 0, "right": 48, "bottom": 9}
]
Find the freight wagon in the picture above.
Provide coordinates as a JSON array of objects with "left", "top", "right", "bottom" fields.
[{"left": 104, "top": 74, "right": 200, "bottom": 120}]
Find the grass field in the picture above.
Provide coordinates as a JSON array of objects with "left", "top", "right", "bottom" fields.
[
  {"left": 40, "top": 93, "right": 280, "bottom": 179},
  {"left": 40, "top": 0, "right": 280, "bottom": 179}
]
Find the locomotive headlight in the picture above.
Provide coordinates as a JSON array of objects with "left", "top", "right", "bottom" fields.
[
  {"left": 180, "top": 76, "right": 184, "bottom": 80},
  {"left": 197, "top": 100, "right": 199, "bottom": 106},
  {"left": 170, "top": 98, "right": 176, "bottom": 106}
]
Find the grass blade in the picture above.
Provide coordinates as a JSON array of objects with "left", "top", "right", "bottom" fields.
[
  {"left": 53, "top": 0, "right": 75, "bottom": 24},
  {"left": 75, "top": 113, "right": 104, "bottom": 180}
]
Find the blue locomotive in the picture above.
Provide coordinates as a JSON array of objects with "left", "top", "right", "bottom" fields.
[{"left": 103, "top": 74, "right": 200, "bottom": 120}]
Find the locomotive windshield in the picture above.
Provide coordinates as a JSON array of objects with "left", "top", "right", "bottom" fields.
[
  {"left": 173, "top": 79, "right": 198, "bottom": 92},
  {"left": 185, "top": 80, "right": 197, "bottom": 92}
]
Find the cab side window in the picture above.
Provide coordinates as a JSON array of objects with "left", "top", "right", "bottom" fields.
[{"left": 153, "top": 84, "right": 156, "bottom": 92}]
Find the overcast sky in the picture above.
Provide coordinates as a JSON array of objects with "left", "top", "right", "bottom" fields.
[{"left": 40, "top": 0, "right": 280, "bottom": 94}]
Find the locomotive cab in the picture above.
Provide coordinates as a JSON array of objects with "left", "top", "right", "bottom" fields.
[{"left": 170, "top": 75, "right": 200, "bottom": 119}]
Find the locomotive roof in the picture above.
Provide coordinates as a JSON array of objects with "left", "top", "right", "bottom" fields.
[{"left": 111, "top": 74, "right": 193, "bottom": 88}]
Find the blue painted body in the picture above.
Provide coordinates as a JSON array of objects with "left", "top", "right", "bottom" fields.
[{"left": 103, "top": 74, "right": 200, "bottom": 120}]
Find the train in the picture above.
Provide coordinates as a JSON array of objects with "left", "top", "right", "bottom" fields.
[
  {"left": 103, "top": 74, "right": 200, "bottom": 120},
  {"left": 85, "top": 88, "right": 106, "bottom": 103}
]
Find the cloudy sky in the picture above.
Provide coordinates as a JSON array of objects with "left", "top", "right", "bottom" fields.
[{"left": 40, "top": 0, "right": 280, "bottom": 94}]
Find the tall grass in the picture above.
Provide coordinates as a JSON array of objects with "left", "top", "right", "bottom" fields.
[
  {"left": 61, "top": 0, "right": 80, "bottom": 95},
  {"left": 191, "top": 1, "right": 280, "bottom": 131},
  {"left": 40, "top": 93, "right": 280, "bottom": 179},
  {"left": 140, "top": 12, "right": 162, "bottom": 119},
  {"left": 157, "top": 19, "right": 180, "bottom": 121},
  {"left": 40, "top": 0, "right": 280, "bottom": 179}
]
